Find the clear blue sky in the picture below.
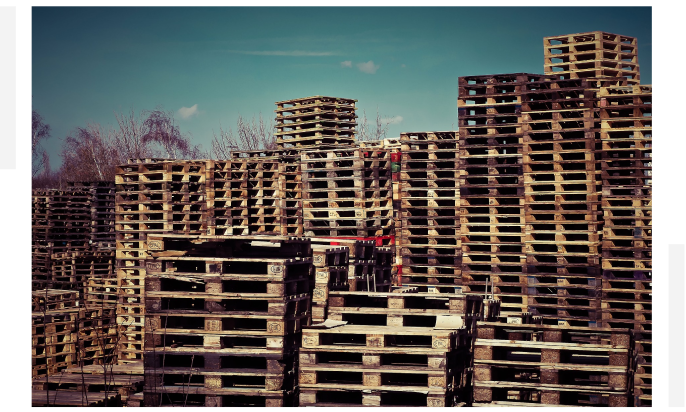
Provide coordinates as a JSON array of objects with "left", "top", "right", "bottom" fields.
[{"left": 32, "top": 7, "right": 652, "bottom": 169}]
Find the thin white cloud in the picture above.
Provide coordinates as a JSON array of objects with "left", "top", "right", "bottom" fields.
[
  {"left": 340, "top": 60, "right": 352, "bottom": 68},
  {"left": 227, "top": 50, "right": 336, "bottom": 56},
  {"left": 357, "top": 60, "right": 380, "bottom": 74},
  {"left": 382, "top": 116, "right": 403, "bottom": 125},
  {"left": 178, "top": 104, "right": 199, "bottom": 120}
]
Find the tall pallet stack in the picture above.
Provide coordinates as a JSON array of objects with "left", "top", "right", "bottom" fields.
[
  {"left": 206, "top": 159, "right": 251, "bottom": 236},
  {"left": 359, "top": 138, "right": 403, "bottom": 269},
  {"left": 275, "top": 96, "right": 357, "bottom": 150},
  {"left": 598, "top": 84, "right": 652, "bottom": 406},
  {"left": 67, "top": 181, "right": 117, "bottom": 249},
  {"left": 32, "top": 188, "right": 92, "bottom": 289},
  {"left": 543, "top": 31, "right": 640, "bottom": 85},
  {"left": 207, "top": 157, "right": 282, "bottom": 236},
  {"left": 228, "top": 150, "right": 305, "bottom": 237},
  {"left": 142, "top": 234, "right": 312, "bottom": 407},
  {"left": 298, "top": 292, "right": 494, "bottom": 407},
  {"left": 520, "top": 77, "right": 604, "bottom": 328},
  {"left": 398, "top": 132, "right": 461, "bottom": 293},
  {"left": 457, "top": 73, "right": 547, "bottom": 316},
  {"left": 472, "top": 321, "right": 633, "bottom": 407},
  {"left": 115, "top": 159, "right": 208, "bottom": 362},
  {"left": 301, "top": 148, "right": 393, "bottom": 239}
]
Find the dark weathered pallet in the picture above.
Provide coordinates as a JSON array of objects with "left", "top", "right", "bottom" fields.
[
  {"left": 472, "top": 383, "right": 629, "bottom": 407},
  {"left": 302, "top": 325, "right": 461, "bottom": 352},
  {"left": 143, "top": 389, "right": 297, "bottom": 407}
]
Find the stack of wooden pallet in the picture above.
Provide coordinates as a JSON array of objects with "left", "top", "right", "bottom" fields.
[
  {"left": 207, "top": 158, "right": 282, "bottom": 236},
  {"left": 32, "top": 188, "right": 93, "bottom": 288},
  {"left": 32, "top": 362, "right": 144, "bottom": 407},
  {"left": 227, "top": 149, "right": 305, "bottom": 237},
  {"left": 543, "top": 31, "right": 640, "bottom": 86},
  {"left": 398, "top": 132, "right": 462, "bottom": 293},
  {"left": 298, "top": 292, "right": 492, "bottom": 407},
  {"left": 49, "top": 250, "right": 118, "bottom": 365},
  {"left": 309, "top": 244, "right": 350, "bottom": 324},
  {"left": 115, "top": 159, "right": 209, "bottom": 362},
  {"left": 361, "top": 147, "right": 395, "bottom": 243},
  {"left": 520, "top": 77, "right": 604, "bottom": 328},
  {"left": 308, "top": 238, "right": 384, "bottom": 323},
  {"left": 372, "top": 245, "right": 394, "bottom": 292},
  {"left": 457, "top": 74, "right": 547, "bottom": 316},
  {"left": 301, "top": 148, "right": 393, "bottom": 238},
  {"left": 472, "top": 321, "right": 633, "bottom": 407},
  {"left": 48, "top": 250, "right": 114, "bottom": 291},
  {"left": 275, "top": 96, "right": 357, "bottom": 150},
  {"left": 32, "top": 289, "right": 81, "bottom": 378},
  {"left": 33, "top": 251, "right": 119, "bottom": 376},
  {"left": 207, "top": 159, "right": 251, "bottom": 236},
  {"left": 67, "top": 181, "right": 116, "bottom": 249},
  {"left": 359, "top": 138, "right": 401, "bottom": 150},
  {"left": 77, "top": 250, "right": 118, "bottom": 312},
  {"left": 142, "top": 234, "right": 312, "bottom": 407},
  {"left": 598, "top": 84, "right": 652, "bottom": 407}
]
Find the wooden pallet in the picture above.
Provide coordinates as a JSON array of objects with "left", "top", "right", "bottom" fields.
[
  {"left": 302, "top": 324, "right": 463, "bottom": 352},
  {"left": 299, "top": 387, "right": 453, "bottom": 407},
  {"left": 144, "top": 389, "right": 297, "bottom": 407},
  {"left": 472, "top": 321, "right": 632, "bottom": 406}
]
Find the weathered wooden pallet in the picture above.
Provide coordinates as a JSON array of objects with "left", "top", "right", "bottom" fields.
[
  {"left": 311, "top": 244, "right": 349, "bottom": 267},
  {"left": 146, "top": 292, "right": 310, "bottom": 316},
  {"left": 299, "top": 366, "right": 458, "bottom": 391},
  {"left": 144, "top": 367, "right": 295, "bottom": 392},
  {"left": 299, "top": 387, "right": 453, "bottom": 407},
  {"left": 327, "top": 291, "right": 485, "bottom": 313},
  {"left": 146, "top": 233, "right": 312, "bottom": 258},
  {"left": 472, "top": 382, "right": 629, "bottom": 407},
  {"left": 475, "top": 321, "right": 631, "bottom": 347},
  {"left": 144, "top": 312, "right": 309, "bottom": 337},
  {"left": 302, "top": 324, "right": 461, "bottom": 352},
  {"left": 400, "top": 264, "right": 462, "bottom": 278},
  {"left": 312, "top": 265, "right": 349, "bottom": 286},
  {"left": 144, "top": 330, "right": 302, "bottom": 353},
  {"left": 146, "top": 270, "right": 311, "bottom": 299},
  {"left": 474, "top": 363, "right": 630, "bottom": 391},
  {"left": 144, "top": 387, "right": 297, "bottom": 406}
]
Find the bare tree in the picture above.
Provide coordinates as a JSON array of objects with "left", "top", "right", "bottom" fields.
[
  {"left": 60, "top": 123, "right": 118, "bottom": 183},
  {"left": 356, "top": 107, "right": 391, "bottom": 141},
  {"left": 210, "top": 124, "right": 237, "bottom": 160},
  {"left": 141, "top": 109, "right": 187, "bottom": 159},
  {"left": 210, "top": 113, "right": 275, "bottom": 159},
  {"left": 141, "top": 108, "right": 203, "bottom": 159},
  {"left": 113, "top": 109, "right": 152, "bottom": 162},
  {"left": 32, "top": 110, "right": 51, "bottom": 180}
]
